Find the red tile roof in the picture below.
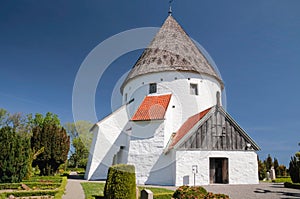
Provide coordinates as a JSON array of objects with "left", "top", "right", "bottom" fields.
[
  {"left": 131, "top": 94, "right": 172, "bottom": 121},
  {"left": 169, "top": 107, "right": 212, "bottom": 149}
]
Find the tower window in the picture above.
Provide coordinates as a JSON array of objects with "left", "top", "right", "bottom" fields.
[
  {"left": 190, "top": 83, "right": 198, "bottom": 95},
  {"left": 124, "top": 93, "right": 128, "bottom": 102},
  {"left": 149, "top": 83, "right": 157, "bottom": 94}
]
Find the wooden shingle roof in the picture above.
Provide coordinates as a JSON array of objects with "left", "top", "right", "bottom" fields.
[{"left": 121, "top": 15, "right": 223, "bottom": 93}]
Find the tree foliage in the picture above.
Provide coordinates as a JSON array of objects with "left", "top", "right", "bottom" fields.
[
  {"left": 31, "top": 113, "right": 70, "bottom": 175},
  {"left": 64, "top": 121, "right": 93, "bottom": 168},
  {"left": 289, "top": 152, "right": 300, "bottom": 183},
  {"left": 0, "top": 127, "right": 30, "bottom": 182},
  {"left": 258, "top": 155, "right": 288, "bottom": 180}
]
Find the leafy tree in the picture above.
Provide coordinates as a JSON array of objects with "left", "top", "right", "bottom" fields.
[
  {"left": 69, "top": 137, "right": 89, "bottom": 168},
  {"left": 64, "top": 121, "right": 93, "bottom": 168},
  {"left": 0, "top": 108, "right": 31, "bottom": 134},
  {"left": 31, "top": 113, "right": 70, "bottom": 175},
  {"left": 258, "top": 158, "right": 267, "bottom": 180},
  {"left": 0, "top": 127, "right": 30, "bottom": 182},
  {"left": 277, "top": 165, "right": 287, "bottom": 176}
]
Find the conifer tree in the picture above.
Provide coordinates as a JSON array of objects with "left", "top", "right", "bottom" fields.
[
  {"left": 31, "top": 113, "right": 70, "bottom": 175},
  {"left": 0, "top": 127, "right": 30, "bottom": 182}
]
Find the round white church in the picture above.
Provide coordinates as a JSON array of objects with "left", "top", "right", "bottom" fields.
[{"left": 85, "top": 15, "right": 260, "bottom": 186}]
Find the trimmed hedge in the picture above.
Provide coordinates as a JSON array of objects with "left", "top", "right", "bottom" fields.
[
  {"left": 104, "top": 164, "right": 136, "bottom": 199},
  {"left": 3, "top": 190, "right": 58, "bottom": 197},
  {"left": 284, "top": 182, "right": 300, "bottom": 189},
  {"left": 0, "top": 177, "right": 66, "bottom": 199},
  {"left": 54, "top": 176, "right": 68, "bottom": 199},
  {"left": 0, "top": 182, "right": 61, "bottom": 190},
  {"left": 173, "top": 185, "right": 208, "bottom": 198}
]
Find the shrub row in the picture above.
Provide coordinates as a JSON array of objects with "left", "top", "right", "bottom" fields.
[
  {"left": 3, "top": 190, "right": 58, "bottom": 197},
  {"left": 22, "top": 176, "right": 62, "bottom": 183},
  {"left": 54, "top": 176, "right": 68, "bottom": 199},
  {"left": 0, "top": 182, "right": 61, "bottom": 190},
  {"left": 0, "top": 177, "right": 66, "bottom": 199},
  {"left": 284, "top": 182, "right": 300, "bottom": 189}
]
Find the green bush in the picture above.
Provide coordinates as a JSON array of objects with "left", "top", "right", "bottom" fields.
[
  {"left": 104, "top": 164, "right": 136, "bottom": 199},
  {"left": 173, "top": 185, "right": 208, "bottom": 198},
  {"left": 289, "top": 153, "right": 300, "bottom": 183},
  {"left": 205, "top": 192, "right": 230, "bottom": 199}
]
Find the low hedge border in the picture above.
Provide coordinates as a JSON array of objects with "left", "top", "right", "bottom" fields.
[
  {"left": 0, "top": 182, "right": 61, "bottom": 190},
  {"left": 54, "top": 176, "right": 68, "bottom": 199},
  {"left": 3, "top": 190, "right": 58, "bottom": 197},
  {"left": 0, "top": 177, "right": 67, "bottom": 198},
  {"left": 284, "top": 182, "right": 300, "bottom": 189}
]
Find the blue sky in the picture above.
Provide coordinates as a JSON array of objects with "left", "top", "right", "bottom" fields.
[{"left": 1, "top": 0, "right": 300, "bottom": 166}]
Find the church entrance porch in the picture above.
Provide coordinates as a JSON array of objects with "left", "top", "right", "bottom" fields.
[{"left": 209, "top": 158, "right": 228, "bottom": 184}]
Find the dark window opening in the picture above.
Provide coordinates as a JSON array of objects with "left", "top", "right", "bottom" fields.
[
  {"left": 149, "top": 83, "right": 157, "bottom": 94},
  {"left": 190, "top": 83, "right": 198, "bottom": 95}
]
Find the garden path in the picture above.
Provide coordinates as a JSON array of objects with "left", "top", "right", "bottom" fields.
[{"left": 62, "top": 178, "right": 86, "bottom": 199}]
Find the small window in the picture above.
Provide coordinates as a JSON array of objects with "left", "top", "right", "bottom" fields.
[
  {"left": 149, "top": 83, "right": 157, "bottom": 94},
  {"left": 190, "top": 83, "right": 198, "bottom": 95},
  {"left": 124, "top": 93, "right": 128, "bottom": 102}
]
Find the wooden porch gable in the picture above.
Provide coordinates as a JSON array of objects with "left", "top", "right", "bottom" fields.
[{"left": 177, "top": 106, "right": 260, "bottom": 151}]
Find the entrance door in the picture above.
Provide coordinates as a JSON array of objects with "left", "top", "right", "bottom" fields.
[{"left": 209, "top": 158, "right": 228, "bottom": 184}]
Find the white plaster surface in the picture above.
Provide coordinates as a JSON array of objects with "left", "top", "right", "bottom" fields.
[
  {"left": 84, "top": 105, "right": 130, "bottom": 180},
  {"left": 123, "top": 71, "right": 222, "bottom": 125},
  {"left": 127, "top": 120, "right": 175, "bottom": 185},
  {"left": 175, "top": 151, "right": 259, "bottom": 186}
]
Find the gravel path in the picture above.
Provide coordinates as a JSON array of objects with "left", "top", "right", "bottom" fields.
[
  {"left": 202, "top": 183, "right": 300, "bottom": 199},
  {"left": 62, "top": 179, "right": 86, "bottom": 199}
]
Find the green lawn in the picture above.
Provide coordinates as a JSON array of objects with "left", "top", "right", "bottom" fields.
[
  {"left": 272, "top": 177, "right": 292, "bottom": 183},
  {"left": 80, "top": 182, "right": 174, "bottom": 199},
  {"left": 81, "top": 182, "right": 105, "bottom": 199}
]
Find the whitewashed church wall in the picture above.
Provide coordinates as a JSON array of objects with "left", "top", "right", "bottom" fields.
[
  {"left": 175, "top": 151, "right": 259, "bottom": 186},
  {"left": 122, "top": 71, "right": 222, "bottom": 127},
  {"left": 127, "top": 121, "right": 174, "bottom": 185},
  {"left": 85, "top": 105, "right": 129, "bottom": 180}
]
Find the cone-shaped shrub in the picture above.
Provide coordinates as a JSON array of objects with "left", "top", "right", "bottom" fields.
[{"left": 104, "top": 164, "right": 136, "bottom": 199}]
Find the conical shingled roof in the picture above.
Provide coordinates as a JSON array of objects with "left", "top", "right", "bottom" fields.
[{"left": 121, "top": 15, "right": 223, "bottom": 93}]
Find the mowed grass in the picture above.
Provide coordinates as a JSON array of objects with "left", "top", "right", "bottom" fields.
[
  {"left": 273, "top": 177, "right": 292, "bottom": 183},
  {"left": 81, "top": 182, "right": 105, "bottom": 199},
  {"left": 81, "top": 182, "right": 174, "bottom": 199}
]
